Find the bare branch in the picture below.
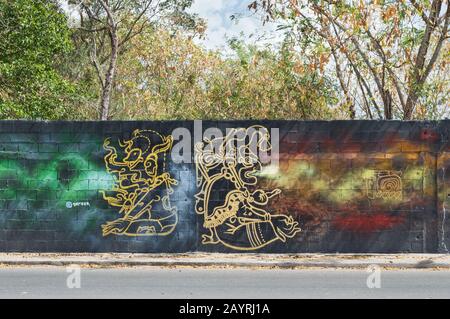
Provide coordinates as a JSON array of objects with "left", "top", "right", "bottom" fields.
[
  {"left": 366, "top": 29, "right": 406, "bottom": 109},
  {"left": 423, "top": 3, "right": 450, "bottom": 80}
]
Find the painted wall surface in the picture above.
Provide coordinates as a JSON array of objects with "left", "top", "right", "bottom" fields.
[{"left": 0, "top": 120, "right": 448, "bottom": 253}]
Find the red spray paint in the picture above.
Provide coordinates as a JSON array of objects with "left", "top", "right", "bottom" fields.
[{"left": 333, "top": 213, "right": 405, "bottom": 232}]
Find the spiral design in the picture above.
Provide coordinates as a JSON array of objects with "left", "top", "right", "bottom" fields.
[{"left": 378, "top": 175, "right": 401, "bottom": 191}]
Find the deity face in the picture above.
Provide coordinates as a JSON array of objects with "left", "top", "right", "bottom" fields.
[
  {"left": 122, "top": 136, "right": 150, "bottom": 169},
  {"left": 123, "top": 147, "right": 143, "bottom": 169},
  {"left": 144, "top": 155, "right": 158, "bottom": 178}
]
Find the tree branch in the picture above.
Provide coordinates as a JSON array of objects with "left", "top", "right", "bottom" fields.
[
  {"left": 423, "top": 3, "right": 450, "bottom": 81},
  {"left": 404, "top": 0, "right": 444, "bottom": 118},
  {"left": 366, "top": 29, "right": 406, "bottom": 109}
]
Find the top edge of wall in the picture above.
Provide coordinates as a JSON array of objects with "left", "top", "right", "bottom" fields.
[{"left": 0, "top": 119, "right": 448, "bottom": 124}]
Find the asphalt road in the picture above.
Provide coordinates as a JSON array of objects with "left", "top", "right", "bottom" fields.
[{"left": 0, "top": 266, "right": 449, "bottom": 298}]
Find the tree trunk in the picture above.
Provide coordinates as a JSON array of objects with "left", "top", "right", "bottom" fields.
[
  {"left": 383, "top": 90, "right": 393, "bottom": 120},
  {"left": 403, "top": 93, "right": 418, "bottom": 120},
  {"left": 98, "top": 0, "right": 118, "bottom": 121},
  {"left": 100, "top": 27, "right": 118, "bottom": 120}
]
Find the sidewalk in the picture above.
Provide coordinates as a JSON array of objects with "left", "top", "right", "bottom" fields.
[{"left": 1, "top": 253, "right": 450, "bottom": 269}]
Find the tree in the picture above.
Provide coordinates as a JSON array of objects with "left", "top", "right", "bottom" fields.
[
  {"left": 94, "top": 28, "right": 338, "bottom": 120},
  {"left": 109, "top": 28, "right": 217, "bottom": 119},
  {"left": 250, "top": 0, "right": 450, "bottom": 119},
  {"left": 0, "top": 0, "right": 77, "bottom": 119},
  {"left": 205, "top": 38, "right": 339, "bottom": 119},
  {"left": 69, "top": 0, "right": 201, "bottom": 120}
]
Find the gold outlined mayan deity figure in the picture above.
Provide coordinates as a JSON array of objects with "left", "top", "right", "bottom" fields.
[
  {"left": 366, "top": 170, "right": 403, "bottom": 200},
  {"left": 195, "top": 125, "right": 301, "bottom": 251},
  {"left": 100, "top": 129, "right": 178, "bottom": 237}
]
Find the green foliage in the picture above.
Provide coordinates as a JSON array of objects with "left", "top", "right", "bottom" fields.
[
  {"left": 204, "top": 38, "right": 338, "bottom": 119},
  {"left": 98, "top": 29, "right": 339, "bottom": 120},
  {"left": 0, "top": 0, "right": 79, "bottom": 119}
]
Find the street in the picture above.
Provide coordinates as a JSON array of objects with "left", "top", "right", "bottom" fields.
[{"left": 0, "top": 266, "right": 449, "bottom": 298}]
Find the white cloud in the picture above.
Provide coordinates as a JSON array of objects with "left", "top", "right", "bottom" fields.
[{"left": 189, "top": 0, "right": 282, "bottom": 52}]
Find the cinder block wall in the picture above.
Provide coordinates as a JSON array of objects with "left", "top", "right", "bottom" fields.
[{"left": 0, "top": 120, "right": 448, "bottom": 253}]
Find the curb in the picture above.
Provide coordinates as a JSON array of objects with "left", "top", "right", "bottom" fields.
[{"left": 1, "top": 253, "right": 450, "bottom": 269}]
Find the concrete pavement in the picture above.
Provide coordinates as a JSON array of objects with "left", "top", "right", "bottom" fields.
[
  {"left": 0, "top": 267, "right": 450, "bottom": 298},
  {"left": 1, "top": 252, "right": 450, "bottom": 269}
]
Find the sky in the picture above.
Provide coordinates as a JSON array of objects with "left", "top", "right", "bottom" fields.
[
  {"left": 186, "top": 0, "right": 279, "bottom": 51},
  {"left": 60, "top": 0, "right": 280, "bottom": 52}
]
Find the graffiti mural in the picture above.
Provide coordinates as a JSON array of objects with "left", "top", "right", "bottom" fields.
[
  {"left": 0, "top": 120, "right": 448, "bottom": 253},
  {"left": 194, "top": 125, "right": 301, "bottom": 251},
  {"left": 100, "top": 129, "right": 179, "bottom": 237}
]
